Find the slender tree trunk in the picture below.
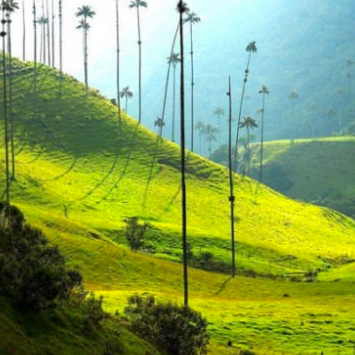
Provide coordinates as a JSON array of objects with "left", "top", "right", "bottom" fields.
[
  {"left": 6, "top": 12, "right": 16, "bottom": 179},
  {"left": 39, "top": 22, "right": 43, "bottom": 63},
  {"left": 42, "top": 0, "right": 46, "bottom": 64},
  {"left": 2, "top": 11, "right": 10, "bottom": 203},
  {"left": 51, "top": 0, "right": 55, "bottom": 67},
  {"left": 116, "top": 0, "right": 122, "bottom": 132},
  {"left": 178, "top": 0, "right": 188, "bottom": 308},
  {"left": 172, "top": 64, "right": 176, "bottom": 142},
  {"left": 199, "top": 131, "right": 202, "bottom": 153},
  {"left": 136, "top": 7, "right": 142, "bottom": 123},
  {"left": 125, "top": 95, "right": 128, "bottom": 113},
  {"left": 247, "top": 126, "right": 250, "bottom": 176},
  {"left": 33, "top": 0, "right": 38, "bottom": 121},
  {"left": 22, "top": 0, "right": 26, "bottom": 61},
  {"left": 259, "top": 94, "right": 265, "bottom": 183},
  {"left": 46, "top": 0, "right": 51, "bottom": 66},
  {"left": 234, "top": 51, "right": 252, "bottom": 172},
  {"left": 190, "top": 21, "right": 195, "bottom": 152},
  {"left": 228, "top": 76, "right": 235, "bottom": 277},
  {"left": 59, "top": 0, "right": 63, "bottom": 93},
  {"left": 161, "top": 21, "right": 179, "bottom": 139}
]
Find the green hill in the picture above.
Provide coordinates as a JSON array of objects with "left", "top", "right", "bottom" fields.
[
  {"left": 255, "top": 137, "right": 355, "bottom": 218},
  {"left": 1, "top": 58, "right": 355, "bottom": 354}
]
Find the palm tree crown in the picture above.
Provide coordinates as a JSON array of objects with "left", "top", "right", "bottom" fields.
[
  {"left": 213, "top": 107, "right": 224, "bottom": 117},
  {"left": 76, "top": 19, "right": 90, "bottom": 30},
  {"left": 120, "top": 86, "right": 133, "bottom": 99},
  {"left": 167, "top": 52, "right": 180, "bottom": 66},
  {"left": 239, "top": 115, "right": 258, "bottom": 129},
  {"left": 75, "top": 5, "right": 95, "bottom": 19},
  {"left": 184, "top": 11, "right": 200, "bottom": 24},
  {"left": 259, "top": 85, "right": 269, "bottom": 95},
  {"left": 1, "top": 0, "right": 19, "bottom": 12},
  {"left": 129, "top": 0, "right": 147, "bottom": 8},
  {"left": 246, "top": 41, "right": 257, "bottom": 53}
]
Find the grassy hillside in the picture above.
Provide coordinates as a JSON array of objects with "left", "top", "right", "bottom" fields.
[
  {"left": 254, "top": 137, "right": 355, "bottom": 218},
  {"left": 0, "top": 58, "right": 355, "bottom": 354}
]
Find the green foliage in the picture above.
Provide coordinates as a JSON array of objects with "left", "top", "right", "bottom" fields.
[
  {"left": 124, "top": 294, "right": 209, "bottom": 355},
  {"left": 124, "top": 217, "right": 150, "bottom": 251},
  {"left": 0, "top": 202, "right": 82, "bottom": 311}
]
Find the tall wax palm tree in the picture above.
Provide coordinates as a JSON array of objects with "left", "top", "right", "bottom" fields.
[
  {"left": 37, "top": 16, "right": 48, "bottom": 63},
  {"left": 33, "top": 0, "right": 38, "bottom": 116},
  {"left": 120, "top": 86, "right": 133, "bottom": 113},
  {"left": 239, "top": 114, "right": 258, "bottom": 176},
  {"left": 168, "top": 52, "right": 180, "bottom": 142},
  {"left": 115, "top": 0, "right": 122, "bottom": 131},
  {"left": 258, "top": 85, "right": 269, "bottom": 183},
  {"left": 76, "top": 5, "right": 95, "bottom": 107},
  {"left": 21, "top": 0, "right": 25, "bottom": 60},
  {"left": 325, "top": 107, "right": 337, "bottom": 135},
  {"left": 154, "top": 117, "right": 165, "bottom": 137},
  {"left": 45, "top": 0, "right": 50, "bottom": 65},
  {"left": 177, "top": 0, "right": 189, "bottom": 308},
  {"left": 184, "top": 10, "right": 200, "bottom": 152},
  {"left": 234, "top": 41, "right": 257, "bottom": 171},
  {"left": 195, "top": 120, "right": 205, "bottom": 154},
  {"left": 288, "top": 90, "right": 298, "bottom": 119},
  {"left": 59, "top": 0, "right": 62, "bottom": 93},
  {"left": 51, "top": 0, "right": 55, "bottom": 67},
  {"left": 203, "top": 124, "right": 219, "bottom": 158},
  {"left": 129, "top": 0, "right": 147, "bottom": 124},
  {"left": 227, "top": 76, "right": 235, "bottom": 277},
  {"left": 2, "top": 0, "right": 19, "bottom": 180},
  {"left": 213, "top": 106, "right": 224, "bottom": 143},
  {"left": 1, "top": 8, "right": 9, "bottom": 203}
]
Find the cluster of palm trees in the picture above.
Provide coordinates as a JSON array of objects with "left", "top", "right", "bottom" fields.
[{"left": 194, "top": 121, "right": 219, "bottom": 157}]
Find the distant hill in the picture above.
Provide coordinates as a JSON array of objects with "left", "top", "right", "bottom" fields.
[{"left": 251, "top": 137, "right": 355, "bottom": 218}]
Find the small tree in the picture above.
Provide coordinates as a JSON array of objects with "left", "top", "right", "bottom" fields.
[
  {"left": 124, "top": 294, "right": 209, "bottom": 355},
  {"left": 124, "top": 216, "right": 150, "bottom": 251}
]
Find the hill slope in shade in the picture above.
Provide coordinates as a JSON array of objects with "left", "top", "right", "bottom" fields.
[
  {"left": 255, "top": 137, "right": 355, "bottom": 218},
  {"left": 0, "top": 58, "right": 355, "bottom": 354}
]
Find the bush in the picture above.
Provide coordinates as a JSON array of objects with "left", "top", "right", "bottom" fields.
[
  {"left": 0, "top": 202, "right": 82, "bottom": 311},
  {"left": 124, "top": 217, "right": 150, "bottom": 251},
  {"left": 124, "top": 294, "right": 209, "bottom": 355}
]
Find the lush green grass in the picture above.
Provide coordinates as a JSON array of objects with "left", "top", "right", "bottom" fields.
[
  {"left": 1, "top": 58, "right": 355, "bottom": 354},
  {"left": 253, "top": 137, "right": 355, "bottom": 218}
]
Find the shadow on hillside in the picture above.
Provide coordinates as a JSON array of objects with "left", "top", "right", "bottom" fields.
[
  {"left": 142, "top": 135, "right": 162, "bottom": 208},
  {"left": 54, "top": 156, "right": 78, "bottom": 180},
  {"left": 14, "top": 131, "right": 30, "bottom": 157},
  {"left": 99, "top": 122, "right": 141, "bottom": 201},
  {"left": 212, "top": 276, "right": 233, "bottom": 297}
]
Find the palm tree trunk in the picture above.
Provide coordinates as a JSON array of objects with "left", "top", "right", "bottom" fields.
[
  {"left": 51, "top": 0, "right": 55, "bottom": 67},
  {"left": 247, "top": 126, "right": 250, "bottom": 176},
  {"left": 33, "top": 0, "right": 38, "bottom": 118},
  {"left": 259, "top": 93, "right": 265, "bottom": 183},
  {"left": 228, "top": 76, "right": 236, "bottom": 277},
  {"left": 190, "top": 21, "right": 195, "bottom": 152},
  {"left": 178, "top": 0, "right": 188, "bottom": 308},
  {"left": 136, "top": 7, "right": 142, "bottom": 123},
  {"left": 46, "top": 0, "right": 51, "bottom": 66},
  {"left": 116, "top": 0, "right": 122, "bottom": 132},
  {"left": 125, "top": 95, "right": 128, "bottom": 113},
  {"left": 39, "top": 22, "right": 43, "bottom": 63},
  {"left": 84, "top": 27, "right": 88, "bottom": 94},
  {"left": 6, "top": 13, "right": 15, "bottom": 180},
  {"left": 161, "top": 21, "right": 179, "bottom": 139},
  {"left": 172, "top": 64, "right": 176, "bottom": 142},
  {"left": 59, "top": 0, "right": 63, "bottom": 93},
  {"left": 42, "top": 0, "right": 46, "bottom": 64},
  {"left": 234, "top": 51, "right": 252, "bottom": 172},
  {"left": 2, "top": 12, "right": 10, "bottom": 203},
  {"left": 22, "top": 0, "right": 26, "bottom": 61}
]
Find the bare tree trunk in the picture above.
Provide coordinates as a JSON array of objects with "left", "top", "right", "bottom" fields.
[
  {"left": 228, "top": 76, "right": 235, "bottom": 277},
  {"left": 178, "top": 0, "right": 188, "bottom": 308},
  {"left": 59, "top": 0, "right": 63, "bottom": 93},
  {"left": 259, "top": 93, "right": 265, "bottom": 183},
  {"left": 172, "top": 64, "right": 176, "bottom": 142},
  {"left": 46, "top": 0, "right": 51, "bottom": 66},
  {"left": 22, "top": 0, "right": 25, "bottom": 61},
  {"left": 136, "top": 7, "right": 142, "bottom": 123},
  {"left": 189, "top": 21, "right": 195, "bottom": 152},
  {"left": 33, "top": 0, "right": 38, "bottom": 118},
  {"left": 51, "top": 0, "right": 55, "bottom": 67},
  {"left": 116, "top": 0, "right": 122, "bottom": 132},
  {"left": 1, "top": 11, "right": 10, "bottom": 203}
]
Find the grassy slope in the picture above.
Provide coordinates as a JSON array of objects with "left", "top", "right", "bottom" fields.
[
  {"left": 0, "top": 59, "right": 355, "bottom": 354},
  {"left": 257, "top": 137, "right": 355, "bottom": 218}
]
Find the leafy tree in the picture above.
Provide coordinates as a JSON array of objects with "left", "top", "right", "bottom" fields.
[
  {"left": 234, "top": 41, "right": 257, "bottom": 171},
  {"left": 258, "top": 85, "right": 269, "bottom": 183},
  {"left": 76, "top": 4, "right": 96, "bottom": 109},
  {"left": 0, "top": 11, "right": 10, "bottom": 203},
  {"left": 168, "top": 52, "right": 180, "bottom": 142},
  {"left": 2, "top": 0, "right": 19, "bottom": 180},
  {"left": 184, "top": 10, "right": 200, "bottom": 152},
  {"left": 124, "top": 294, "right": 209, "bottom": 355},
  {"left": 0, "top": 202, "right": 82, "bottom": 311},
  {"left": 129, "top": 0, "right": 147, "bottom": 124},
  {"left": 239, "top": 114, "right": 258, "bottom": 175},
  {"left": 120, "top": 86, "right": 133, "bottom": 113},
  {"left": 124, "top": 216, "right": 150, "bottom": 251}
]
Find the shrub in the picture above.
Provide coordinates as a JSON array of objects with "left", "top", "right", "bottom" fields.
[
  {"left": 124, "top": 294, "right": 209, "bottom": 355},
  {"left": 124, "top": 217, "right": 150, "bottom": 251},
  {"left": 0, "top": 202, "right": 82, "bottom": 311}
]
